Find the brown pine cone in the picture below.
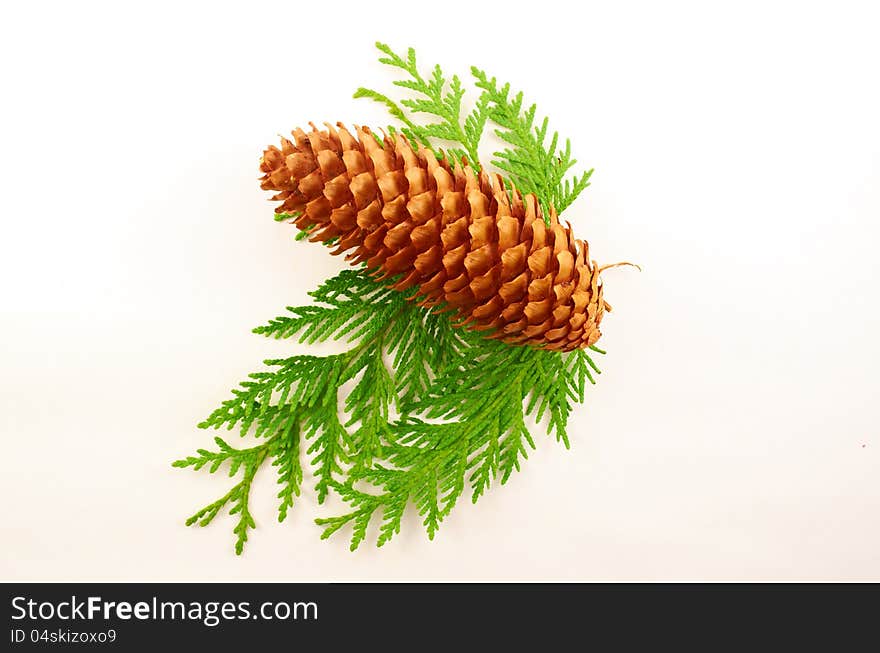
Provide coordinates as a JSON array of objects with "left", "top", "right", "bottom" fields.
[{"left": 259, "top": 122, "right": 613, "bottom": 351}]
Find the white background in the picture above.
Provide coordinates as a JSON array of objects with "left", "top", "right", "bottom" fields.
[{"left": 2, "top": 0, "right": 878, "bottom": 581}]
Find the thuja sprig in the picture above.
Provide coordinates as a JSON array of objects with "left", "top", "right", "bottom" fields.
[
  {"left": 174, "top": 265, "right": 604, "bottom": 552},
  {"left": 315, "top": 340, "right": 604, "bottom": 551},
  {"left": 471, "top": 68, "right": 593, "bottom": 216},
  {"left": 173, "top": 436, "right": 272, "bottom": 554},
  {"left": 356, "top": 42, "right": 593, "bottom": 221},
  {"left": 174, "top": 268, "right": 459, "bottom": 552},
  {"left": 355, "top": 42, "right": 490, "bottom": 167}
]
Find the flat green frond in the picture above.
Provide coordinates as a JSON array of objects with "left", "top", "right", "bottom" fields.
[
  {"left": 253, "top": 268, "right": 402, "bottom": 344},
  {"left": 270, "top": 412, "right": 302, "bottom": 523},
  {"left": 315, "top": 336, "right": 603, "bottom": 550},
  {"left": 174, "top": 437, "right": 270, "bottom": 554},
  {"left": 352, "top": 87, "right": 421, "bottom": 137},
  {"left": 355, "top": 44, "right": 592, "bottom": 222},
  {"left": 344, "top": 344, "right": 394, "bottom": 473},
  {"left": 471, "top": 67, "right": 592, "bottom": 220},
  {"left": 356, "top": 42, "right": 485, "bottom": 168}
]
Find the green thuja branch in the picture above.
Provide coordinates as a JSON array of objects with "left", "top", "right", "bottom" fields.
[
  {"left": 175, "top": 268, "right": 469, "bottom": 552},
  {"left": 316, "top": 339, "right": 605, "bottom": 550},
  {"left": 356, "top": 42, "right": 593, "bottom": 222},
  {"left": 355, "top": 42, "right": 489, "bottom": 168},
  {"left": 173, "top": 436, "right": 271, "bottom": 554},
  {"left": 175, "top": 265, "right": 604, "bottom": 552},
  {"left": 272, "top": 416, "right": 302, "bottom": 523},
  {"left": 471, "top": 67, "right": 593, "bottom": 217}
]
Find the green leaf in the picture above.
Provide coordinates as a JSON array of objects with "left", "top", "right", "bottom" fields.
[
  {"left": 355, "top": 42, "right": 486, "bottom": 169},
  {"left": 472, "top": 67, "right": 593, "bottom": 220}
]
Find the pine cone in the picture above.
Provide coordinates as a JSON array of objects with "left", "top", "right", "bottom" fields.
[{"left": 259, "top": 122, "right": 612, "bottom": 351}]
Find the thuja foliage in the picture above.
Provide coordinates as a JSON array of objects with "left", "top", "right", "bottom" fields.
[
  {"left": 174, "top": 42, "right": 602, "bottom": 553},
  {"left": 355, "top": 42, "right": 593, "bottom": 220}
]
